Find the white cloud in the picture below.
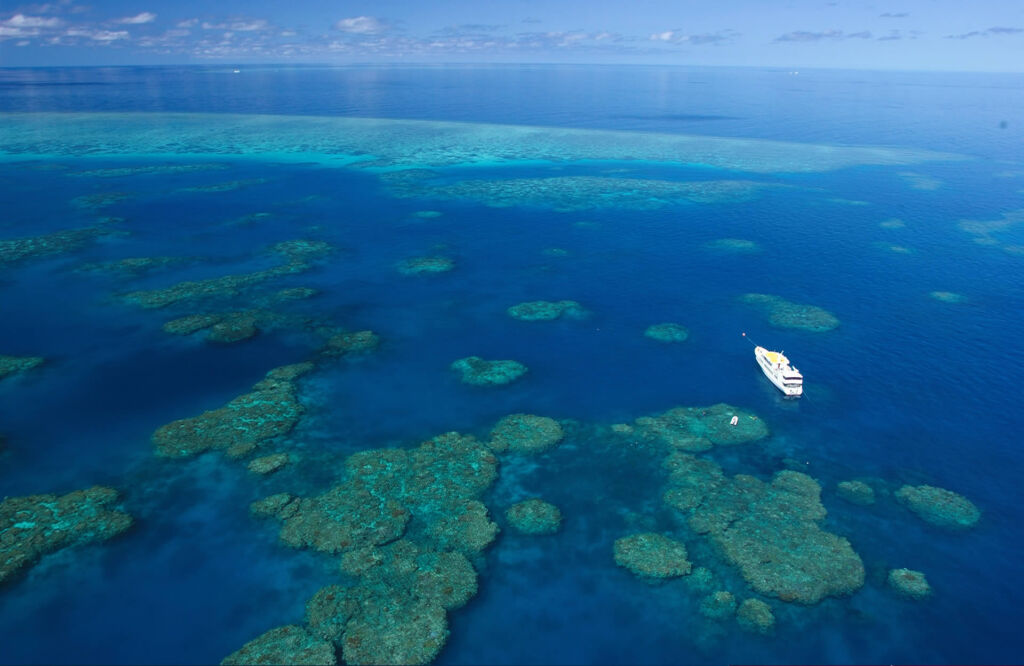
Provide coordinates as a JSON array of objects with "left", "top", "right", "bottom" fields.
[
  {"left": 335, "top": 16, "right": 386, "bottom": 34},
  {"left": 177, "top": 18, "right": 198, "bottom": 28},
  {"left": 65, "top": 27, "right": 129, "bottom": 41},
  {"left": 3, "top": 13, "right": 63, "bottom": 28},
  {"left": 202, "top": 19, "right": 269, "bottom": 32},
  {"left": 116, "top": 12, "right": 156, "bottom": 25}
]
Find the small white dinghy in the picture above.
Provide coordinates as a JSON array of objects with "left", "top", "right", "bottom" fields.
[{"left": 743, "top": 333, "right": 803, "bottom": 397}]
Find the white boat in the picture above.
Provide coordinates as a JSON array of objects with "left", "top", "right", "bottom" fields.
[{"left": 754, "top": 345, "right": 803, "bottom": 397}]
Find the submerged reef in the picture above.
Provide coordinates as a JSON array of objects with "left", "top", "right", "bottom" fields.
[
  {"left": 162, "top": 310, "right": 301, "bottom": 344},
  {"left": 740, "top": 293, "right": 839, "bottom": 332},
  {"left": 246, "top": 432, "right": 500, "bottom": 665},
  {"left": 837, "top": 480, "right": 876, "bottom": 506},
  {"left": 895, "top": 484, "right": 980, "bottom": 529},
  {"left": 248, "top": 453, "right": 290, "bottom": 475},
  {"left": 71, "top": 191, "right": 130, "bottom": 209},
  {"left": 152, "top": 363, "right": 311, "bottom": 459},
  {"left": 613, "top": 533, "right": 692, "bottom": 579},
  {"left": 700, "top": 591, "right": 737, "bottom": 621},
  {"left": 706, "top": 238, "right": 761, "bottom": 253},
  {"left": 737, "top": 599, "right": 775, "bottom": 634},
  {"left": 79, "top": 256, "right": 192, "bottom": 277},
  {"left": 397, "top": 256, "right": 455, "bottom": 275},
  {"left": 644, "top": 323, "right": 690, "bottom": 343},
  {"left": 634, "top": 403, "right": 768, "bottom": 452},
  {"left": 451, "top": 356, "right": 527, "bottom": 386},
  {"left": 506, "top": 300, "right": 587, "bottom": 321},
  {"left": 70, "top": 163, "right": 229, "bottom": 178},
  {"left": 887, "top": 568, "right": 932, "bottom": 600},
  {"left": 505, "top": 499, "right": 562, "bottom": 535},
  {"left": 664, "top": 453, "right": 864, "bottom": 604},
  {"left": 320, "top": 330, "right": 381, "bottom": 357},
  {"left": 221, "top": 625, "right": 336, "bottom": 666},
  {"left": 124, "top": 240, "right": 331, "bottom": 309},
  {"left": 0, "top": 355, "right": 44, "bottom": 381},
  {"left": 0, "top": 486, "right": 132, "bottom": 586},
  {"left": 0, "top": 223, "right": 117, "bottom": 269},
  {"left": 384, "top": 174, "right": 772, "bottom": 212},
  {"left": 930, "top": 291, "right": 967, "bottom": 304},
  {"left": 487, "top": 414, "right": 564, "bottom": 454},
  {"left": 957, "top": 208, "right": 1024, "bottom": 250},
  {"left": 0, "top": 113, "right": 962, "bottom": 175}
]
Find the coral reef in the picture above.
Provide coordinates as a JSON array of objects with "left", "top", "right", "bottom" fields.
[
  {"left": 251, "top": 432, "right": 500, "bottom": 665},
  {"left": 397, "top": 256, "right": 455, "bottom": 275},
  {"left": 79, "top": 256, "right": 192, "bottom": 277},
  {"left": 180, "top": 178, "right": 268, "bottom": 193},
  {"left": 1, "top": 224, "right": 116, "bottom": 269},
  {"left": 635, "top": 403, "right": 768, "bottom": 452},
  {"left": 0, "top": 486, "right": 132, "bottom": 586},
  {"left": 837, "top": 480, "right": 876, "bottom": 506},
  {"left": 505, "top": 499, "right": 562, "bottom": 535},
  {"left": 930, "top": 291, "right": 967, "bottom": 304},
  {"left": 737, "top": 598, "right": 775, "bottom": 634},
  {"left": 413, "top": 210, "right": 442, "bottom": 219},
  {"left": 124, "top": 240, "right": 331, "bottom": 309},
  {"left": 221, "top": 625, "right": 336, "bottom": 666},
  {"left": 320, "top": 330, "right": 380, "bottom": 357},
  {"left": 644, "top": 323, "right": 690, "bottom": 343},
  {"left": 895, "top": 484, "right": 980, "bottom": 529},
  {"left": 385, "top": 174, "right": 773, "bottom": 211},
  {"left": 71, "top": 191, "right": 130, "bottom": 209},
  {"left": 685, "top": 566, "right": 716, "bottom": 593},
  {"left": 71, "top": 163, "right": 229, "bottom": 178},
  {"left": 487, "top": 414, "right": 564, "bottom": 454},
  {"left": 0, "top": 355, "right": 44, "bottom": 381},
  {"left": 613, "top": 533, "right": 692, "bottom": 579},
  {"left": 248, "top": 453, "right": 290, "bottom": 475},
  {"left": 152, "top": 363, "right": 312, "bottom": 459},
  {"left": 887, "top": 568, "right": 932, "bottom": 600},
  {"left": 700, "top": 591, "right": 737, "bottom": 621},
  {"left": 665, "top": 453, "right": 864, "bottom": 604},
  {"left": 506, "top": 300, "right": 586, "bottom": 321},
  {"left": 740, "top": 293, "right": 840, "bottom": 332},
  {"left": 451, "top": 356, "right": 527, "bottom": 386},
  {"left": 705, "top": 238, "right": 760, "bottom": 253}
]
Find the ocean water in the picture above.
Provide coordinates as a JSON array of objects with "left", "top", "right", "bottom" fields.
[{"left": 0, "top": 64, "right": 1022, "bottom": 664}]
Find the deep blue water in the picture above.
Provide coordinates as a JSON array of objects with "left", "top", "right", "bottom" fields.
[{"left": 0, "top": 65, "right": 1023, "bottom": 664}]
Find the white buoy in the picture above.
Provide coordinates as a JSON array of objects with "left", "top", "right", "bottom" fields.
[{"left": 730, "top": 415, "right": 739, "bottom": 426}]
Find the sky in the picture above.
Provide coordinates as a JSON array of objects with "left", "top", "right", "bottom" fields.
[{"left": 1, "top": 0, "right": 1022, "bottom": 71}]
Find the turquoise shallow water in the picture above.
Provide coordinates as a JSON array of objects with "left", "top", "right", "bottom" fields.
[{"left": 0, "top": 65, "right": 1023, "bottom": 664}]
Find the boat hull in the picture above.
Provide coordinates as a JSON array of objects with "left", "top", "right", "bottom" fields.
[{"left": 755, "top": 346, "right": 803, "bottom": 397}]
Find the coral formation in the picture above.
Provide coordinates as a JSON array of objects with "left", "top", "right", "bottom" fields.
[
  {"left": 930, "top": 291, "right": 967, "bottom": 304},
  {"left": 71, "top": 191, "right": 130, "bottom": 209},
  {"left": 635, "top": 403, "right": 768, "bottom": 452},
  {"left": 506, "top": 300, "right": 586, "bottom": 321},
  {"left": 248, "top": 453, "right": 290, "bottom": 475},
  {"left": 221, "top": 625, "right": 336, "bottom": 666},
  {"left": 706, "top": 238, "right": 760, "bottom": 253},
  {"left": 250, "top": 432, "right": 500, "bottom": 665},
  {"left": 152, "top": 363, "right": 311, "bottom": 459},
  {"left": 613, "top": 533, "right": 692, "bottom": 579},
  {"left": 0, "top": 355, "right": 44, "bottom": 381},
  {"left": 79, "top": 256, "right": 191, "bottom": 277},
  {"left": 0, "top": 486, "right": 132, "bottom": 586},
  {"left": 505, "top": 499, "right": 562, "bottom": 535},
  {"left": 887, "top": 568, "right": 932, "bottom": 600},
  {"left": 895, "top": 484, "right": 980, "bottom": 529},
  {"left": 740, "top": 293, "right": 840, "bottom": 332},
  {"left": 487, "top": 414, "right": 564, "bottom": 454},
  {"left": 644, "top": 323, "right": 690, "bottom": 343},
  {"left": 71, "top": 163, "right": 229, "bottom": 178},
  {"left": 737, "top": 598, "right": 775, "bottom": 634},
  {"left": 397, "top": 256, "right": 455, "bottom": 275},
  {"left": 385, "top": 174, "right": 772, "bottom": 211},
  {"left": 664, "top": 453, "right": 864, "bottom": 604},
  {"left": 413, "top": 210, "right": 442, "bottom": 219},
  {"left": 1, "top": 223, "right": 116, "bottom": 269},
  {"left": 320, "top": 330, "right": 380, "bottom": 357},
  {"left": 451, "top": 356, "right": 527, "bottom": 386},
  {"left": 700, "top": 591, "right": 737, "bottom": 620},
  {"left": 124, "top": 240, "right": 331, "bottom": 309},
  {"left": 837, "top": 480, "right": 876, "bottom": 506},
  {"left": 685, "top": 566, "right": 716, "bottom": 593}
]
